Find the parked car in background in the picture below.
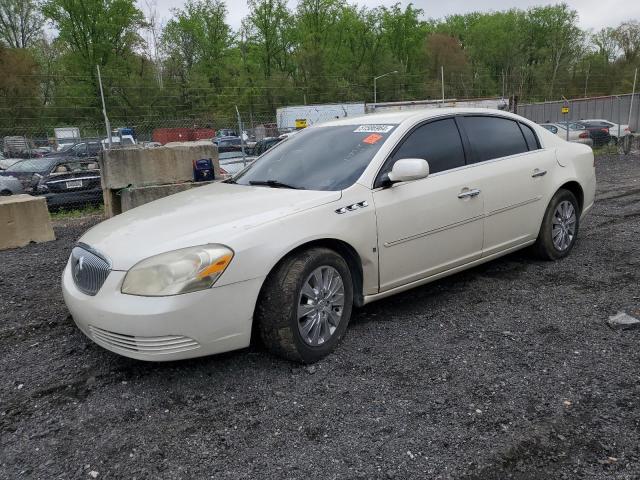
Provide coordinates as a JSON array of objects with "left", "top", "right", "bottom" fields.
[
  {"left": 0, "top": 158, "right": 102, "bottom": 209},
  {"left": 63, "top": 108, "right": 595, "bottom": 364},
  {"left": 215, "top": 129, "right": 238, "bottom": 138},
  {"left": 540, "top": 123, "right": 593, "bottom": 146},
  {"left": 574, "top": 121, "right": 612, "bottom": 147},
  {"left": 213, "top": 136, "right": 243, "bottom": 153},
  {"left": 218, "top": 151, "right": 256, "bottom": 177},
  {"left": 581, "top": 119, "right": 631, "bottom": 143},
  {"left": 0, "top": 153, "right": 23, "bottom": 171},
  {"left": 46, "top": 140, "right": 102, "bottom": 160},
  {"left": 0, "top": 174, "right": 24, "bottom": 196},
  {"left": 246, "top": 136, "right": 282, "bottom": 156}
]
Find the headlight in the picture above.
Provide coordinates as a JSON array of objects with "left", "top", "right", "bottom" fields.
[{"left": 121, "top": 244, "right": 234, "bottom": 296}]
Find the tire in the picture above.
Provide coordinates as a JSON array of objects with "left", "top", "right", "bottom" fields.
[
  {"left": 533, "top": 189, "right": 580, "bottom": 261},
  {"left": 256, "top": 247, "right": 354, "bottom": 363},
  {"left": 0, "top": 190, "right": 11, "bottom": 196}
]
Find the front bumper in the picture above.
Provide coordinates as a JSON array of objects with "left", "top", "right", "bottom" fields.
[{"left": 62, "top": 262, "right": 264, "bottom": 361}]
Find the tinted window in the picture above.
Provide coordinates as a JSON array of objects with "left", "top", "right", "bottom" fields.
[
  {"left": 381, "top": 118, "right": 465, "bottom": 179},
  {"left": 520, "top": 123, "right": 539, "bottom": 150},
  {"left": 462, "top": 116, "right": 528, "bottom": 163}
]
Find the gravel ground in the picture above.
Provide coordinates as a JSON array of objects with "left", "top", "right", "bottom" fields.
[{"left": 1, "top": 154, "right": 639, "bottom": 480}]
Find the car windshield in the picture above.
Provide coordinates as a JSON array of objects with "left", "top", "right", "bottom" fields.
[
  {"left": 234, "top": 124, "right": 396, "bottom": 191},
  {"left": 6, "top": 158, "right": 57, "bottom": 172}
]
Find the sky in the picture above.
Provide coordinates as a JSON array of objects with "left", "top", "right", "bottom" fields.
[{"left": 144, "top": 0, "right": 640, "bottom": 32}]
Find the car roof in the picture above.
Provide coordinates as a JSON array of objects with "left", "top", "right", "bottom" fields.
[{"left": 318, "top": 108, "right": 530, "bottom": 127}]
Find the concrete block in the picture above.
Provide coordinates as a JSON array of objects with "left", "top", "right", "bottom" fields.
[
  {"left": 0, "top": 195, "right": 55, "bottom": 250},
  {"left": 119, "top": 181, "right": 215, "bottom": 212},
  {"left": 101, "top": 141, "right": 219, "bottom": 190}
]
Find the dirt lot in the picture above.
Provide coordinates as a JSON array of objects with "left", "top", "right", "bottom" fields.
[{"left": 1, "top": 154, "right": 639, "bottom": 480}]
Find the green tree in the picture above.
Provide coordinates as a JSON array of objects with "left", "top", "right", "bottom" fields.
[{"left": 0, "top": 0, "right": 42, "bottom": 48}]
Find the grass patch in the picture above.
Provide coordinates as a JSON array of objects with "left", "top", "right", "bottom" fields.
[{"left": 49, "top": 204, "right": 104, "bottom": 220}]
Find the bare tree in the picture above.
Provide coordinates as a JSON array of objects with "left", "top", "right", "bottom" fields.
[
  {"left": 144, "top": 0, "right": 164, "bottom": 88},
  {"left": 0, "top": 0, "right": 42, "bottom": 48}
]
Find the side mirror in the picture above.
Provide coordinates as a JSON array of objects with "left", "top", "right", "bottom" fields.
[{"left": 388, "top": 158, "right": 430, "bottom": 184}]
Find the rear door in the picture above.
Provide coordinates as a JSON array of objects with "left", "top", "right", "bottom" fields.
[
  {"left": 373, "top": 117, "right": 484, "bottom": 291},
  {"left": 458, "top": 115, "right": 555, "bottom": 256}
]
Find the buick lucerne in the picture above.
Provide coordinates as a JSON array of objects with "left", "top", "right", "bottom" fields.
[{"left": 62, "top": 109, "right": 596, "bottom": 363}]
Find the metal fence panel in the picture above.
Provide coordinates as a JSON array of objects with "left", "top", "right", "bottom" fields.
[{"left": 518, "top": 93, "right": 640, "bottom": 132}]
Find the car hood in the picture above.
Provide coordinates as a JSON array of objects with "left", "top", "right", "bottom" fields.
[{"left": 80, "top": 182, "right": 342, "bottom": 270}]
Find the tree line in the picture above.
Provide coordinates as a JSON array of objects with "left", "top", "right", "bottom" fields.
[{"left": 0, "top": 0, "right": 639, "bottom": 130}]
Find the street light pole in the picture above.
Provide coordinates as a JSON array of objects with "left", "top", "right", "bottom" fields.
[{"left": 373, "top": 70, "right": 398, "bottom": 104}]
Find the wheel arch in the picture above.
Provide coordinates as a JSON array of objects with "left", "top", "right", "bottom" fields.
[
  {"left": 557, "top": 180, "right": 584, "bottom": 213},
  {"left": 260, "top": 238, "right": 365, "bottom": 308}
]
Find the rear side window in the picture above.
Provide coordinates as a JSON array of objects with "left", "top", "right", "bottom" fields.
[
  {"left": 520, "top": 123, "right": 539, "bottom": 150},
  {"left": 461, "top": 116, "right": 528, "bottom": 163},
  {"left": 385, "top": 118, "right": 466, "bottom": 177}
]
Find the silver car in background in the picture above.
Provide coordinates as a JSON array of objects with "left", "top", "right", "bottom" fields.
[{"left": 0, "top": 174, "right": 24, "bottom": 196}]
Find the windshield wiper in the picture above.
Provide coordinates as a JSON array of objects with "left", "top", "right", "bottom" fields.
[{"left": 249, "top": 180, "right": 300, "bottom": 189}]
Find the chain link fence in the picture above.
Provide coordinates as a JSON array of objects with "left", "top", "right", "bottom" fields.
[
  {"left": 1, "top": 94, "right": 638, "bottom": 214},
  {"left": 0, "top": 114, "right": 284, "bottom": 212}
]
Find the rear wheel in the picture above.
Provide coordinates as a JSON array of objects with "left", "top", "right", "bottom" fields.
[
  {"left": 533, "top": 189, "right": 580, "bottom": 260},
  {"left": 256, "top": 247, "right": 354, "bottom": 363}
]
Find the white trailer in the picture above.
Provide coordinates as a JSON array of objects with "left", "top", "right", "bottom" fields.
[
  {"left": 366, "top": 97, "right": 508, "bottom": 113},
  {"left": 276, "top": 103, "right": 366, "bottom": 129},
  {"left": 54, "top": 127, "right": 81, "bottom": 149}
]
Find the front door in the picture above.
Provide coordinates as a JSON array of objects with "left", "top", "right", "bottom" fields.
[{"left": 373, "top": 117, "right": 484, "bottom": 291}]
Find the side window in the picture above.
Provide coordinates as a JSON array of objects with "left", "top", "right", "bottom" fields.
[
  {"left": 71, "top": 143, "right": 86, "bottom": 154},
  {"left": 520, "top": 123, "right": 540, "bottom": 150},
  {"left": 462, "top": 116, "right": 528, "bottom": 163},
  {"left": 384, "top": 118, "right": 466, "bottom": 178},
  {"left": 88, "top": 143, "right": 101, "bottom": 154}
]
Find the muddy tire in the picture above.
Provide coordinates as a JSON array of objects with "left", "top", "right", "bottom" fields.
[{"left": 256, "top": 248, "right": 353, "bottom": 363}]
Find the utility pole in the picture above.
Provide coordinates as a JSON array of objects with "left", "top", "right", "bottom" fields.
[
  {"left": 97, "top": 65, "right": 112, "bottom": 149},
  {"left": 441, "top": 66, "right": 445, "bottom": 105},
  {"left": 628, "top": 67, "right": 638, "bottom": 128},
  {"left": 373, "top": 71, "right": 398, "bottom": 104},
  {"left": 584, "top": 63, "right": 590, "bottom": 98},
  {"left": 235, "top": 105, "right": 246, "bottom": 166}
]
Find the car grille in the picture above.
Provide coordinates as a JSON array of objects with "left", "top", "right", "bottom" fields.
[
  {"left": 70, "top": 245, "right": 111, "bottom": 296},
  {"left": 88, "top": 326, "right": 200, "bottom": 355}
]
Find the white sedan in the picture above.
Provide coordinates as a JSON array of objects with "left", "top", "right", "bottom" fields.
[
  {"left": 63, "top": 109, "right": 596, "bottom": 363},
  {"left": 539, "top": 123, "right": 593, "bottom": 146}
]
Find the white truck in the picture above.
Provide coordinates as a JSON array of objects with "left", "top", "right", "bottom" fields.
[
  {"left": 54, "top": 127, "right": 81, "bottom": 150},
  {"left": 276, "top": 103, "right": 366, "bottom": 130}
]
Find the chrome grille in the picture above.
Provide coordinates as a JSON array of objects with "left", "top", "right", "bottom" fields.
[
  {"left": 70, "top": 245, "right": 111, "bottom": 296},
  {"left": 89, "top": 326, "right": 200, "bottom": 355}
]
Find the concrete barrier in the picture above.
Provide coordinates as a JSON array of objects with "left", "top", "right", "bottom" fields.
[
  {"left": 100, "top": 141, "right": 220, "bottom": 217},
  {"left": 0, "top": 195, "right": 55, "bottom": 250},
  {"left": 101, "top": 141, "right": 219, "bottom": 190}
]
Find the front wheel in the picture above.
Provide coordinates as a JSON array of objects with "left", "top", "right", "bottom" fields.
[
  {"left": 256, "top": 248, "right": 354, "bottom": 363},
  {"left": 533, "top": 189, "right": 580, "bottom": 261}
]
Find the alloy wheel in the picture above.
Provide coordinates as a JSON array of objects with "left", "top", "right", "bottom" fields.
[{"left": 297, "top": 266, "right": 345, "bottom": 346}]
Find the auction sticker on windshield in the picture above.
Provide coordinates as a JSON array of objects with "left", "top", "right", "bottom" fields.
[
  {"left": 353, "top": 125, "right": 395, "bottom": 133},
  {"left": 362, "top": 133, "right": 383, "bottom": 144}
]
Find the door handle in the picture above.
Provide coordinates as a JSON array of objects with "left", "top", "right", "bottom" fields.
[
  {"left": 458, "top": 189, "right": 481, "bottom": 199},
  {"left": 531, "top": 169, "right": 547, "bottom": 178}
]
